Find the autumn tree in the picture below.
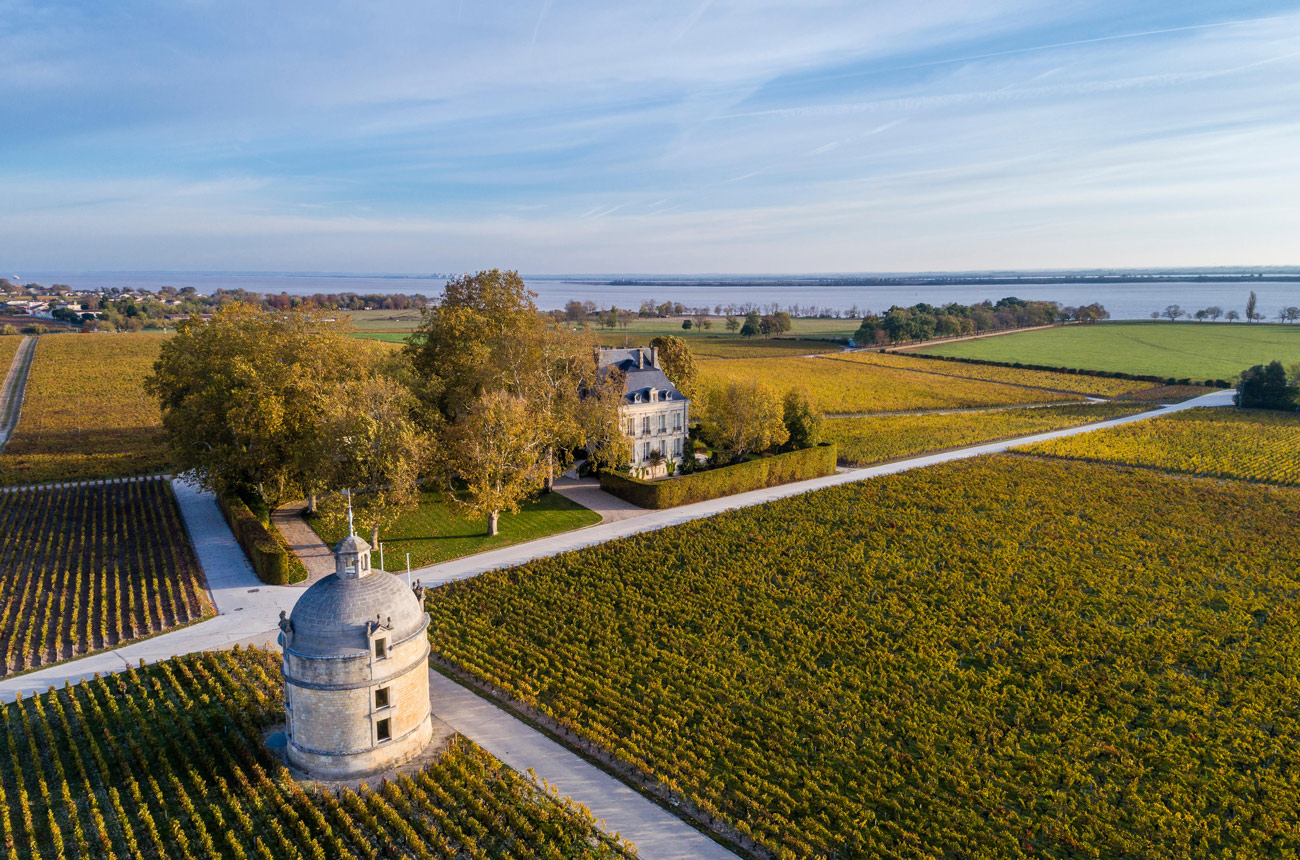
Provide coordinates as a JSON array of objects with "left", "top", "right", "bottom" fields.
[
  {"left": 649, "top": 334, "right": 699, "bottom": 402},
  {"left": 145, "top": 303, "right": 367, "bottom": 509},
  {"left": 405, "top": 270, "right": 618, "bottom": 520},
  {"left": 700, "top": 381, "right": 789, "bottom": 463},
  {"left": 442, "top": 390, "right": 550, "bottom": 535},
  {"left": 314, "top": 371, "right": 431, "bottom": 547}
]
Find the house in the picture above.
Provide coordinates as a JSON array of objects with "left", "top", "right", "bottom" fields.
[{"left": 597, "top": 346, "right": 690, "bottom": 477}]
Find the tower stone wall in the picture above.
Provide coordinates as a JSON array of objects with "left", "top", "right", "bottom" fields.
[{"left": 279, "top": 530, "right": 433, "bottom": 780}]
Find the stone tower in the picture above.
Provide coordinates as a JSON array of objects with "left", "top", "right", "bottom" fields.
[{"left": 278, "top": 521, "right": 433, "bottom": 779}]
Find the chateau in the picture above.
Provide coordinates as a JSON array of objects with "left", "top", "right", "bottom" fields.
[
  {"left": 278, "top": 526, "right": 433, "bottom": 779},
  {"left": 597, "top": 346, "right": 691, "bottom": 476}
]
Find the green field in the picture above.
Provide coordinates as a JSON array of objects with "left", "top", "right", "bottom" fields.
[
  {"left": 915, "top": 321, "right": 1300, "bottom": 380},
  {"left": 309, "top": 488, "right": 602, "bottom": 569}
]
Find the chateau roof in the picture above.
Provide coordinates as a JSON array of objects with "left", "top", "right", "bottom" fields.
[
  {"left": 287, "top": 570, "right": 428, "bottom": 658},
  {"left": 597, "top": 347, "right": 688, "bottom": 405}
]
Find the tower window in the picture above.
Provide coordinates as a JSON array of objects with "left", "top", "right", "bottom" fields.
[
  {"left": 376, "top": 718, "right": 391, "bottom": 742},
  {"left": 374, "top": 687, "right": 390, "bottom": 709},
  {"left": 374, "top": 637, "right": 387, "bottom": 659}
]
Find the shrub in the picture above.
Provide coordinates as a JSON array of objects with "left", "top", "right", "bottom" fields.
[
  {"left": 216, "top": 493, "right": 299, "bottom": 584},
  {"left": 600, "top": 443, "right": 836, "bottom": 508},
  {"left": 1235, "top": 361, "right": 1296, "bottom": 410}
]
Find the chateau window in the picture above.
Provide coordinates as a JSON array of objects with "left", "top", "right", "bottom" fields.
[
  {"left": 376, "top": 718, "right": 391, "bottom": 743},
  {"left": 374, "top": 687, "right": 390, "bottom": 709},
  {"left": 642, "top": 416, "right": 650, "bottom": 435},
  {"left": 674, "top": 438, "right": 682, "bottom": 457},
  {"left": 643, "top": 442, "right": 650, "bottom": 460},
  {"left": 374, "top": 637, "right": 387, "bottom": 659},
  {"left": 659, "top": 414, "right": 666, "bottom": 432},
  {"left": 674, "top": 412, "right": 682, "bottom": 431}
]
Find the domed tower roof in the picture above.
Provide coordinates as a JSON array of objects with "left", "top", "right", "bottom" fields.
[{"left": 287, "top": 570, "right": 428, "bottom": 658}]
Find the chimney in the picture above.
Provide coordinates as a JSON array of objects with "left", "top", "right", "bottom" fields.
[
  {"left": 638, "top": 349, "right": 645, "bottom": 369},
  {"left": 650, "top": 346, "right": 657, "bottom": 368}
]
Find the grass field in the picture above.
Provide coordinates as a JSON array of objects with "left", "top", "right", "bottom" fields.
[
  {"left": 308, "top": 488, "right": 602, "bottom": 570},
  {"left": 426, "top": 455, "right": 1300, "bottom": 859},
  {"left": 915, "top": 320, "right": 1300, "bottom": 379},
  {"left": 699, "top": 355, "right": 1074, "bottom": 413},
  {"left": 0, "top": 477, "right": 211, "bottom": 677},
  {"left": 826, "top": 402, "right": 1148, "bottom": 465},
  {"left": 0, "top": 649, "right": 630, "bottom": 860},
  {"left": 0, "top": 334, "right": 170, "bottom": 485},
  {"left": 1024, "top": 407, "right": 1300, "bottom": 485}
]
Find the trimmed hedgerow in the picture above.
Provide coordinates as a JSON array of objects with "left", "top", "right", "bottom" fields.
[{"left": 599, "top": 443, "right": 836, "bottom": 508}]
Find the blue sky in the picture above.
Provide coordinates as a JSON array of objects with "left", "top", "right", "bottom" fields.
[{"left": 2, "top": 1, "right": 1298, "bottom": 273}]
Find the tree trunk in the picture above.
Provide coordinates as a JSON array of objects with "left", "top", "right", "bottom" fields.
[
  {"left": 307, "top": 493, "right": 317, "bottom": 515},
  {"left": 371, "top": 523, "right": 380, "bottom": 547},
  {"left": 487, "top": 510, "right": 500, "bottom": 536},
  {"left": 544, "top": 450, "right": 554, "bottom": 492}
]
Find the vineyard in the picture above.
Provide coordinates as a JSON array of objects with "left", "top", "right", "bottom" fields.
[
  {"left": 1023, "top": 406, "right": 1300, "bottom": 485},
  {"left": 825, "top": 402, "right": 1147, "bottom": 465},
  {"left": 0, "top": 334, "right": 170, "bottom": 485},
  {"left": 697, "top": 355, "right": 1073, "bottom": 413},
  {"left": 0, "top": 649, "right": 632, "bottom": 859},
  {"left": 0, "top": 335, "right": 20, "bottom": 379},
  {"left": 427, "top": 456, "right": 1300, "bottom": 859},
  {"left": 835, "top": 351, "right": 1154, "bottom": 397},
  {"left": 0, "top": 477, "right": 211, "bottom": 676}
]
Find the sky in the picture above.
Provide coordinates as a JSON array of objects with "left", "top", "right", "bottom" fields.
[{"left": 2, "top": 1, "right": 1299, "bottom": 274}]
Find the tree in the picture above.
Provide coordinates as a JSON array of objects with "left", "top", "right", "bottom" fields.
[
  {"left": 1236, "top": 361, "right": 1296, "bottom": 411},
  {"left": 1246, "top": 291, "right": 1258, "bottom": 324},
  {"left": 145, "top": 303, "right": 366, "bottom": 509},
  {"left": 740, "top": 311, "right": 762, "bottom": 338},
  {"left": 405, "top": 269, "right": 614, "bottom": 512},
  {"left": 1161, "top": 305, "right": 1185, "bottom": 322},
  {"left": 1226, "top": 310, "right": 1241, "bottom": 322},
  {"left": 314, "top": 373, "right": 431, "bottom": 546},
  {"left": 1205, "top": 306, "right": 1224, "bottom": 321},
  {"left": 1285, "top": 307, "right": 1300, "bottom": 324},
  {"left": 442, "top": 390, "right": 549, "bottom": 535},
  {"left": 1194, "top": 309, "right": 1208, "bottom": 322},
  {"left": 699, "top": 381, "right": 789, "bottom": 463},
  {"left": 649, "top": 335, "right": 699, "bottom": 402},
  {"left": 782, "top": 390, "right": 822, "bottom": 450},
  {"left": 602, "top": 306, "right": 618, "bottom": 329},
  {"left": 725, "top": 314, "right": 740, "bottom": 333},
  {"left": 681, "top": 319, "right": 692, "bottom": 330}
]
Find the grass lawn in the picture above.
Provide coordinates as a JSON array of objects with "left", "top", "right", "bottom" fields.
[
  {"left": 308, "top": 488, "right": 602, "bottom": 570},
  {"left": 915, "top": 320, "right": 1300, "bottom": 380}
]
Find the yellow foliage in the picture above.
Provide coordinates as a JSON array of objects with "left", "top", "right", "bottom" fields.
[
  {"left": 1024, "top": 406, "right": 1300, "bottom": 484},
  {"left": 826, "top": 402, "right": 1148, "bottom": 465},
  {"left": 0, "top": 333, "right": 170, "bottom": 484},
  {"left": 698, "top": 355, "right": 1073, "bottom": 413},
  {"left": 838, "top": 351, "right": 1153, "bottom": 397}
]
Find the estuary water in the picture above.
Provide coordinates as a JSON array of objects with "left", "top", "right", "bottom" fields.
[{"left": 12, "top": 270, "right": 1300, "bottom": 321}]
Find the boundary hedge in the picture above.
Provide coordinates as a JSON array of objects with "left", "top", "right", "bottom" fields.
[
  {"left": 600, "top": 443, "right": 836, "bottom": 509},
  {"left": 216, "top": 493, "right": 303, "bottom": 584},
  {"left": 889, "top": 349, "right": 1235, "bottom": 389}
]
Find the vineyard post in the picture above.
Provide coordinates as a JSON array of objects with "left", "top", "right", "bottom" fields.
[{"left": 379, "top": 542, "right": 385, "bottom": 572}]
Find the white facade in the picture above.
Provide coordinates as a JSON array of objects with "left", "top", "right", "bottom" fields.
[{"left": 597, "top": 346, "right": 691, "bottom": 475}]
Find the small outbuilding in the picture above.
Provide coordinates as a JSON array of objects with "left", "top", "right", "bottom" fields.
[{"left": 278, "top": 528, "right": 433, "bottom": 779}]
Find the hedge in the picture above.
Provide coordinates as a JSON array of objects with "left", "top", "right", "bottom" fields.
[
  {"left": 216, "top": 493, "right": 300, "bottom": 585},
  {"left": 600, "top": 443, "right": 837, "bottom": 509},
  {"left": 887, "top": 350, "right": 1234, "bottom": 389}
]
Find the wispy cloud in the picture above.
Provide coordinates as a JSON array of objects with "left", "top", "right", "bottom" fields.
[{"left": 1, "top": 1, "right": 1298, "bottom": 272}]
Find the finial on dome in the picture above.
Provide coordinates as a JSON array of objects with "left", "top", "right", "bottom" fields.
[{"left": 346, "top": 488, "right": 356, "bottom": 537}]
